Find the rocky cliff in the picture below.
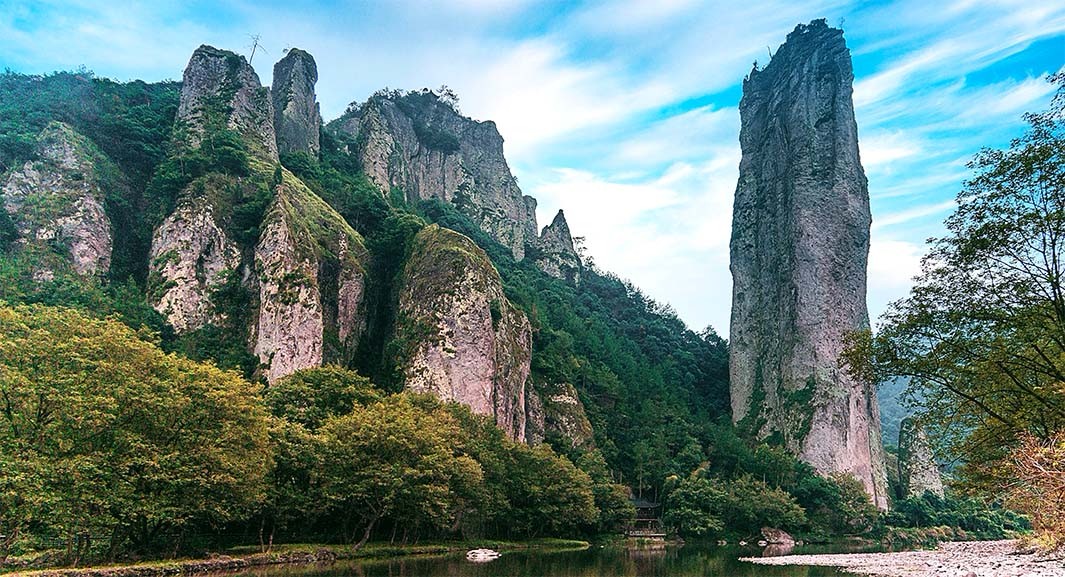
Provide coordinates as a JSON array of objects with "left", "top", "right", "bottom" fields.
[
  {"left": 335, "top": 91, "right": 535, "bottom": 260},
  {"left": 898, "top": 418, "right": 944, "bottom": 498},
  {"left": 150, "top": 45, "right": 368, "bottom": 382},
  {"left": 1, "top": 122, "right": 115, "bottom": 280},
  {"left": 525, "top": 382, "right": 595, "bottom": 448},
  {"left": 395, "top": 224, "right": 532, "bottom": 441},
  {"left": 272, "top": 48, "right": 321, "bottom": 157},
  {"left": 254, "top": 170, "right": 368, "bottom": 383},
  {"left": 533, "top": 209, "right": 581, "bottom": 285},
  {"left": 177, "top": 45, "right": 277, "bottom": 161},
  {"left": 729, "top": 20, "right": 888, "bottom": 508}
]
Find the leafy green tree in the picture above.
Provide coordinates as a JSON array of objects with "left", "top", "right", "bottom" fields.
[
  {"left": 265, "top": 366, "right": 380, "bottom": 431},
  {"left": 854, "top": 74, "right": 1065, "bottom": 498},
  {"left": 0, "top": 303, "right": 271, "bottom": 562},
  {"left": 317, "top": 394, "right": 483, "bottom": 547},
  {"left": 663, "top": 477, "right": 727, "bottom": 537}
]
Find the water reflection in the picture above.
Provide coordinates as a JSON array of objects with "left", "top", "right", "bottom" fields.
[{"left": 223, "top": 543, "right": 858, "bottom": 577}]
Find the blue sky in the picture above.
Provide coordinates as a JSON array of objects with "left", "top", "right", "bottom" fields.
[{"left": 2, "top": 0, "right": 1063, "bottom": 335}]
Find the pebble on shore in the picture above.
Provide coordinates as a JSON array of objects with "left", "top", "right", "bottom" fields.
[{"left": 742, "top": 540, "right": 1065, "bottom": 577}]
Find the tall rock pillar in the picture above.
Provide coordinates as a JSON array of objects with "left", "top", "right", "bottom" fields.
[{"left": 729, "top": 19, "right": 888, "bottom": 508}]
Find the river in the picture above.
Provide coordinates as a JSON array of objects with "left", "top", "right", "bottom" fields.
[{"left": 223, "top": 543, "right": 862, "bottom": 577}]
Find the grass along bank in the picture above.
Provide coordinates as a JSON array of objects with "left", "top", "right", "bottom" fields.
[{"left": 4, "top": 539, "right": 590, "bottom": 577}]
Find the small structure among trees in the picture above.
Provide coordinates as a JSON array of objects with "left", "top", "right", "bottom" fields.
[{"left": 626, "top": 498, "right": 665, "bottom": 539}]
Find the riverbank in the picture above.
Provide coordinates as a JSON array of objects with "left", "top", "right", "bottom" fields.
[
  {"left": 743, "top": 539, "right": 1064, "bottom": 576},
  {"left": 3, "top": 539, "right": 589, "bottom": 577}
]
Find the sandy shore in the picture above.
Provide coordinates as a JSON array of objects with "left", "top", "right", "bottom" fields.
[{"left": 742, "top": 540, "right": 1065, "bottom": 577}]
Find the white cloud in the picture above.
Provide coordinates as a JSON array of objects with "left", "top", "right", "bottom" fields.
[{"left": 868, "top": 237, "right": 926, "bottom": 327}]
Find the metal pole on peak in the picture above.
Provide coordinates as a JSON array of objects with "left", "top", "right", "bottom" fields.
[{"left": 247, "top": 34, "right": 266, "bottom": 64}]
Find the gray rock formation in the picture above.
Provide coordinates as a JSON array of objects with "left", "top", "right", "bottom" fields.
[
  {"left": 396, "top": 224, "right": 532, "bottom": 441},
  {"left": 1, "top": 122, "right": 114, "bottom": 280},
  {"left": 525, "top": 382, "right": 595, "bottom": 449},
  {"left": 729, "top": 19, "right": 888, "bottom": 508},
  {"left": 335, "top": 91, "right": 533, "bottom": 260},
  {"left": 898, "top": 418, "right": 944, "bottom": 498},
  {"left": 272, "top": 48, "right": 321, "bottom": 156},
  {"left": 149, "top": 189, "right": 240, "bottom": 332},
  {"left": 177, "top": 45, "right": 277, "bottom": 160},
  {"left": 254, "top": 171, "right": 368, "bottom": 383},
  {"left": 533, "top": 210, "right": 582, "bottom": 285},
  {"left": 151, "top": 45, "right": 368, "bottom": 383}
]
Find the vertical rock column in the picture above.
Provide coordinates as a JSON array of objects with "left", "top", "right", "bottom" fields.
[
  {"left": 898, "top": 418, "right": 945, "bottom": 498},
  {"left": 272, "top": 48, "right": 321, "bottom": 156},
  {"left": 729, "top": 19, "right": 888, "bottom": 508}
]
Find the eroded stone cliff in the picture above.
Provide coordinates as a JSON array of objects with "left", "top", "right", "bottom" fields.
[
  {"left": 335, "top": 92, "right": 535, "bottom": 260},
  {"left": 729, "top": 20, "right": 888, "bottom": 508},
  {"left": 272, "top": 48, "right": 321, "bottom": 156},
  {"left": 177, "top": 45, "right": 278, "bottom": 160},
  {"left": 150, "top": 45, "right": 368, "bottom": 382},
  {"left": 898, "top": 418, "right": 944, "bottom": 498},
  {"left": 533, "top": 209, "right": 581, "bottom": 285},
  {"left": 395, "top": 224, "right": 532, "bottom": 441},
  {"left": 525, "top": 382, "right": 595, "bottom": 449},
  {"left": 1, "top": 122, "right": 115, "bottom": 280}
]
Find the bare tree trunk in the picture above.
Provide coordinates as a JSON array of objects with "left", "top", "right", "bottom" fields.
[{"left": 354, "top": 515, "right": 379, "bottom": 550}]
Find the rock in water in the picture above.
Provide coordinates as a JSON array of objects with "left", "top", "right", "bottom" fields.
[
  {"left": 272, "top": 48, "right": 321, "bottom": 156},
  {"left": 898, "top": 418, "right": 944, "bottom": 498},
  {"left": 729, "top": 19, "right": 888, "bottom": 508},
  {"left": 396, "top": 224, "right": 532, "bottom": 441},
  {"left": 335, "top": 91, "right": 535, "bottom": 260},
  {"left": 533, "top": 210, "right": 582, "bottom": 285},
  {"left": 1, "top": 122, "right": 115, "bottom": 280}
]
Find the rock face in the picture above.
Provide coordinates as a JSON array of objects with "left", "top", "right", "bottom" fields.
[
  {"left": 396, "top": 224, "right": 532, "bottom": 441},
  {"left": 533, "top": 210, "right": 582, "bottom": 285},
  {"left": 1, "top": 122, "right": 115, "bottom": 279},
  {"left": 272, "top": 48, "right": 321, "bottom": 156},
  {"left": 177, "top": 45, "right": 277, "bottom": 160},
  {"left": 729, "top": 20, "right": 888, "bottom": 508},
  {"left": 149, "top": 187, "right": 240, "bottom": 332},
  {"left": 525, "top": 382, "right": 595, "bottom": 448},
  {"left": 336, "top": 92, "right": 534, "bottom": 260},
  {"left": 898, "top": 418, "right": 944, "bottom": 498},
  {"left": 151, "top": 45, "right": 368, "bottom": 383},
  {"left": 254, "top": 172, "right": 368, "bottom": 383}
]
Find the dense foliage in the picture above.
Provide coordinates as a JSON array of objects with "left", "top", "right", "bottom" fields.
[
  {"left": 661, "top": 427, "right": 879, "bottom": 539},
  {"left": 852, "top": 75, "right": 1065, "bottom": 545},
  {"left": 0, "top": 304, "right": 271, "bottom": 564},
  {"left": 0, "top": 71, "right": 180, "bottom": 284}
]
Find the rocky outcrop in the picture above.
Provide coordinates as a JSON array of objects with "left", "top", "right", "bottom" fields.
[
  {"left": 898, "top": 418, "right": 944, "bottom": 498},
  {"left": 151, "top": 45, "right": 368, "bottom": 383},
  {"left": 729, "top": 20, "right": 888, "bottom": 508},
  {"left": 254, "top": 171, "right": 368, "bottom": 383},
  {"left": 525, "top": 382, "right": 594, "bottom": 449},
  {"left": 395, "top": 224, "right": 531, "bottom": 441},
  {"left": 272, "top": 48, "right": 321, "bottom": 156},
  {"left": 335, "top": 91, "right": 533, "bottom": 260},
  {"left": 1, "top": 122, "right": 115, "bottom": 280},
  {"left": 177, "top": 45, "right": 277, "bottom": 160},
  {"left": 149, "top": 187, "right": 240, "bottom": 332},
  {"left": 533, "top": 210, "right": 582, "bottom": 285}
]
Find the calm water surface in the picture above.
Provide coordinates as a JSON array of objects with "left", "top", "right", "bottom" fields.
[{"left": 225, "top": 543, "right": 860, "bottom": 577}]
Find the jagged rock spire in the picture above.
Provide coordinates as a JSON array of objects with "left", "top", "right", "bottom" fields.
[
  {"left": 729, "top": 19, "right": 888, "bottom": 508},
  {"left": 534, "top": 209, "right": 582, "bottom": 285},
  {"left": 272, "top": 48, "right": 321, "bottom": 156},
  {"left": 177, "top": 44, "right": 278, "bottom": 160},
  {"left": 898, "top": 418, "right": 944, "bottom": 498}
]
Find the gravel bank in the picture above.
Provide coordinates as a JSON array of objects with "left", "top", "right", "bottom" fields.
[{"left": 743, "top": 540, "right": 1064, "bottom": 576}]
